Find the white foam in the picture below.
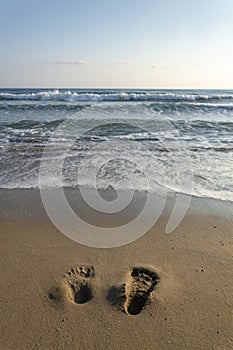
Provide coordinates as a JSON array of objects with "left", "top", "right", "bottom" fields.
[{"left": 1, "top": 90, "right": 233, "bottom": 102}]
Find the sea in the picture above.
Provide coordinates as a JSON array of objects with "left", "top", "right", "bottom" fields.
[{"left": 0, "top": 88, "right": 233, "bottom": 202}]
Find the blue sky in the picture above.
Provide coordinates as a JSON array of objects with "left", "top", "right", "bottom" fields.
[{"left": 0, "top": 0, "right": 233, "bottom": 88}]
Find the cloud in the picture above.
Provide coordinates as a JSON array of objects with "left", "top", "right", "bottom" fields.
[
  {"left": 151, "top": 63, "right": 196, "bottom": 70},
  {"left": 51, "top": 60, "right": 87, "bottom": 65},
  {"left": 113, "top": 60, "right": 130, "bottom": 65},
  {"left": 150, "top": 64, "right": 163, "bottom": 69}
]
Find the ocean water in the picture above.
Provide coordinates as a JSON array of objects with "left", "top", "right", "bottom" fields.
[{"left": 0, "top": 88, "right": 233, "bottom": 202}]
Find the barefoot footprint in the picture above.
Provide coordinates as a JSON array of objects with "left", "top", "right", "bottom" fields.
[
  {"left": 65, "top": 266, "right": 95, "bottom": 304},
  {"left": 125, "top": 267, "right": 159, "bottom": 315},
  {"left": 107, "top": 267, "right": 159, "bottom": 315}
]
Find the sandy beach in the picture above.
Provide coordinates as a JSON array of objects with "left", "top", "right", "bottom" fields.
[
  {"left": 2, "top": 0, "right": 233, "bottom": 348},
  {"left": 0, "top": 188, "right": 233, "bottom": 350}
]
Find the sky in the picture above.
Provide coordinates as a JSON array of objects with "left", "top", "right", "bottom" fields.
[{"left": 0, "top": 0, "right": 233, "bottom": 88}]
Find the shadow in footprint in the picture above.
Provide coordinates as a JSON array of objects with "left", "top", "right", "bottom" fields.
[{"left": 72, "top": 284, "right": 92, "bottom": 304}]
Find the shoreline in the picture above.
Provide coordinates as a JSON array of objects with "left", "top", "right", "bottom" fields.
[
  {"left": 0, "top": 188, "right": 233, "bottom": 349},
  {"left": 1, "top": 183, "right": 233, "bottom": 201},
  {"left": 1, "top": 185, "right": 233, "bottom": 218}
]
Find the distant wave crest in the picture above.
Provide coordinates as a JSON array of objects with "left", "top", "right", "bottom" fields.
[{"left": 1, "top": 90, "right": 233, "bottom": 102}]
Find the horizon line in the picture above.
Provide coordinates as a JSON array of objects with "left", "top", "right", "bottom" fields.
[{"left": 0, "top": 86, "right": 233, "bottom": 90}]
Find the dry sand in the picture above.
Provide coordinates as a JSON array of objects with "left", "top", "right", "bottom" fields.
[{"left": 0, "top": 188, "right": 233, "bottom": 350}]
